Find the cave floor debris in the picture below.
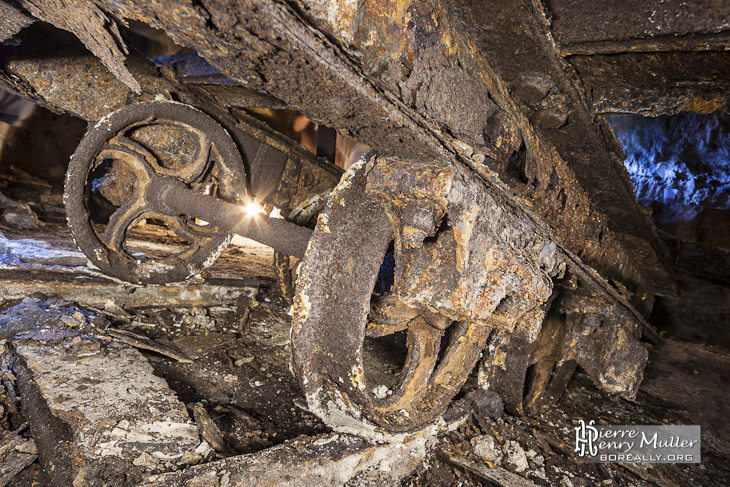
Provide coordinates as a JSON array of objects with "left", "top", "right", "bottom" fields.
[{"left": 0, "top": 215, "right": 728, "bottom": 486}]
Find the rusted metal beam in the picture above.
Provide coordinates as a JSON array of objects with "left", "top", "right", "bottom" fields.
[
  {"left": 159, "top": 180, "right": 313, "bottom": 260},
  {"left": 0, "top": 2, "right": 34, "bottom": 43},
  {"left": 543, "top": 0, "right": 730, "bottom": 56},
  {"left": 63, "top": 0, "right": 446, "bottom": 161},
  {"left": 540, "top": 1, "right": 730, "bottom": 115},
  {"left": 569, "top": 51, "right": 730, "bottom": 115},
  {"left": 443, "top": 0, "right": 673, "bottom": 308},
  {"left": 558, "top": 32, "right": 730, "bottom": 56},
  {"left": 18, "top": 0, "right": 141, "bottom": 92}
]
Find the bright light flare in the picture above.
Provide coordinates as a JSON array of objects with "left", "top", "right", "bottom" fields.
[{"left": 243, "top": 200, "right": 266, "bottom": 218}]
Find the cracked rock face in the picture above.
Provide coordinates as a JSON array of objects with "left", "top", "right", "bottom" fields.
[
  {"left": 610, "top": 113, "right": 730, "bottom": 209},
  {"left": 609, "top": 113, "right": 730, "bottom": 247}
]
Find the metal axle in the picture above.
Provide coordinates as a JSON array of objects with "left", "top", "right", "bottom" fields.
[{"left": 156, "top": 177, "right": 313, "bottom": 260}]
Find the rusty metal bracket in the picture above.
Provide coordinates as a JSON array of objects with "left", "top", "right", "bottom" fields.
[{"left": 291, "top": 157, "right": 553, "bottom": 435}]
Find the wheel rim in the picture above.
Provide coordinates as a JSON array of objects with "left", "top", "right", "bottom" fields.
[
  {"left": 291, "top": 161, "right": 491, "bottom": 434},
  {"left": 65, "top": 101, "right": 247, "bottom": 284}
]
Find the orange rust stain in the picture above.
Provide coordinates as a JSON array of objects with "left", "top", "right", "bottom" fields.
[{"left": 681, "top": 96, "right": 726, "bottom": 114}]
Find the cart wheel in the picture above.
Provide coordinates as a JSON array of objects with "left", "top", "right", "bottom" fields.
[
  {"left": 65, "top": 101, "right": 247, "bottom": 284},
  {"left": 291, "top": 161, "right": 491, "bottom": 435}
]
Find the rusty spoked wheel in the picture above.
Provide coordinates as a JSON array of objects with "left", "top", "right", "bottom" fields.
[
  {"left": 65, "top": 101, "right": 247, "bottom": 284},
  {"left": 291, "top": 161, "right": 491, "bottom": 435}
]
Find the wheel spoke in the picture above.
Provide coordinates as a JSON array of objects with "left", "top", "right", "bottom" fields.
[
  {"left": 183, "top": 123, "right": 212, "bottom": 182},
  {"left": 165, "top": 217, "right": 213, "bottom": 260},
  {"left": 175, "top": 217, "right": 213, "bottom": 238},
  {"left": 125, "top": 120, "right": 213, "bottom": 182},
  {"left": 376, "top": 317, "right": 442, "bottom": 412},
  {"left": 429, "top": 321, "right": 491, "bottom": 391},
  {"left": 366, "top": 294, "right": 420, "bottom": 337},
  {"left": 66, "top": 102, "right": 246, "bottom": 284},
  {"left": 105, "top": 134, "right": 160, "bottom": 173},
  {"left": 100, "top": 198, "right": 147, "bottom": 251}
]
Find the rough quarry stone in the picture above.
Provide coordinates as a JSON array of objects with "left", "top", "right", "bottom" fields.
[
  {"left": 6, "top": 320, "right": 208, "bottom": 484},
  {"left": 0, "top": 236, "right": 86, "bottom": 266},
  {"left": 466, "top": 389, "right": 504, "bottom": 420},
  {"left": 0, "top": 435, "right": 37, "bottom": 486},
  {"left": 15, "top": 338, "right": 200, "bottom": 460},
  {"left": 14, "top": 245, "right": 87, "bottom": 266},
  {"left": 470, "top": 435, "right": 502, "bottom": 463},
  {"left": 504, "top": 440, "right": 529, "bottom": 473},
  {"left": 1, "top": 209, "right": 36, "bottom": 229}
]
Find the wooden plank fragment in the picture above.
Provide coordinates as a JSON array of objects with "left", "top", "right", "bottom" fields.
[
  {"left": 437, "top": 443, "right": 541, "bottom": 487},
  {"left": 0, "top": 263, "right": 257, "bottom": 310},
  {"left": 139, "top": 432, "right": 431, "bottom": 487}
]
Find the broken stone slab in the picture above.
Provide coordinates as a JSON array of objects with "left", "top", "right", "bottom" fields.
[
  {"left": 13, "top": 246, "right": 87, "bottom": 266},
  {"left": 163, "top": 333, "right": 237, "bottom": 360},
  {"left": 470, "top": 435, "right": 502, "bottom": 464},
  {"left": 0, "top": 297, "right": 73, "bottom": 340},
  {"left": 1, "top": 209, "right": 37, "bottom": 230},
  {"left": 4, "top": 325, "right": 210, "bottom": 484},
  {"left": 15, "top": 338, "right": 199, "bottom": 461},
  {"left": 192, "top": 403, "right": 227, "bottom": 454},
  {"left": 0, "top": 262, "right": 257, "bottom": 310},
  {"left": 0, "top": 449, "right": 36, "bottom": 487},
  {"left": 465, "top": 389, "right": 504, "bottom": 420},
  {"left": 105, "top": 328, "right": 195, "bottom": 363},
  {"left": 0, "top": 235, "right": 86, "bottom": 266},
  {"left": 0, "top": 194, "right": 37, "bottom": 229},
  {"left": 139, "top": 432, "right": 435, "bottom": 487}
]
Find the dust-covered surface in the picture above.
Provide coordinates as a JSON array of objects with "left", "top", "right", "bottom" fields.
[
  {"left": 0, "top": 197, "right": 724, "bottom": 485},
  {"left": 0, "top": 1, "right": 728, "bottom": 483},
  {"left": 404, "top": 347, "right": 730, "bottom": 487},
  {"left": 0, "top": 117, "right": 724, "bottom": 485}
]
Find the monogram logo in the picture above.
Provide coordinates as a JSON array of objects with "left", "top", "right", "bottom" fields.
[{"left": 575, "top": 419, "right": 599, "bottom": 457}]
